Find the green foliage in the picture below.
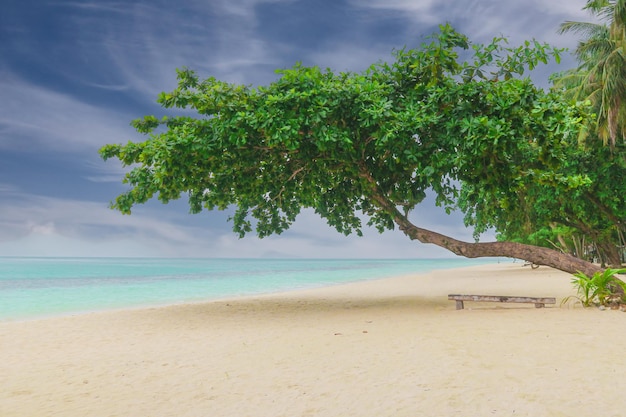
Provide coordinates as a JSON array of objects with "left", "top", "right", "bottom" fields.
[
  {"left": 479, "top": 139, "right": 626, "bottom": 264},
  {"left": 554, "top": 0, "right": 626, "bottom": 147},
  {"left": 101, "top": 24, "right": 585, "bottom": 243},
  {"left": 564, "top": 268, "right": 626, "bottom": 307},
  {"left": 462, "top": 13, "right": 626, "bottom": 259}
]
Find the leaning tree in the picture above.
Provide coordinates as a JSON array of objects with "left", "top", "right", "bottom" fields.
[{"left": 101, "top": 25, "right": 609, "bottom": 277}]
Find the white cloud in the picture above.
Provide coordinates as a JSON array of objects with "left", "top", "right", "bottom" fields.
[
  {"left": 212, "top": 0, "right": 296, "bottom": 18},
  {"left": 307, "top": 42, "right": 395, "bottom": 73},
  {"left": 348, "top": 0, "right": 439, "bottom": 23},
  {"left": 0, "top": 233, "right": 160, "bottom": 258},
  {"left": 77, "top": 0, "right": 296, "bottom": 97},
  {"left": 82, "top": 158, "right": 133, "bottom": 183},
  {"left": 0, "top": 183, "right": 18, "bottom": 193},
  {"left": 350, "top": 0, "right": 589, "bottom": 46},
  {"left": 534, "top": 0, "right": 591, "bottom": 19},
  {"left": 0, "top": 193, "right": 194, "bottom": 241},
  {"left": 299, "top": 0, "right": 590, "bottom": 90},
  {"left": 0, "top": 187, "right": 482, "bottom": 258},
  {"left": 27, "top": 221, "right": 57, "bottom": 235},
  {"left": 0, "top": 75, "right": 136, "bottom": 153}
]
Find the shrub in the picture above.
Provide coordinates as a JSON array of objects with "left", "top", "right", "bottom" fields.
[{"left": 564, "top": 268, "right": 626, "bottom": 307}]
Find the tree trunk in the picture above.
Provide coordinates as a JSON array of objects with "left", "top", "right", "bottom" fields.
[
  {"left": 595, "top": 238, "right": 622, "bottom": 268},
  {"left": 394, "top": 216, "right": 605, "bottom": 278}
]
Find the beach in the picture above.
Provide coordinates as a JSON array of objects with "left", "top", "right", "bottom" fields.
[{"left": 1, "top": 262, "right": 625, "bottom": 417}]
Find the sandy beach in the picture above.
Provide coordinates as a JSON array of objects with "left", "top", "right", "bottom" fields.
[{"left": 1, "top": 262, "right": 625, "bottom": 417}]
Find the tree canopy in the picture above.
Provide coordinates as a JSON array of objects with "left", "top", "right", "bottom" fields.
[{"left": 101, "top": 24, "right": 609, "bottom": 277}]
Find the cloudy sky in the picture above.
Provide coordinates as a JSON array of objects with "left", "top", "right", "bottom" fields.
[{"left": 0, "top": 0, "right": 591, "bottom": 258}]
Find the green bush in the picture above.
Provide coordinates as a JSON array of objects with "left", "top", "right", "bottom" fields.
[{"left": 564, "top": 268, "right": 626, "bottom": 307}]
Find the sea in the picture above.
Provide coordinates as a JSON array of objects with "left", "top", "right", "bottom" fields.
[{"left": 0, "top": 257, "right": 497, "bottom": 321}]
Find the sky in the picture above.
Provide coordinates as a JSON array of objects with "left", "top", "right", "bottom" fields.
[{"left": 0, "top": 0, "right": 591, "bottom": 258}]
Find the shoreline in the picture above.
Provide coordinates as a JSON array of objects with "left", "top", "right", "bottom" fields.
[
  {"left": 2, "top": 263, "right": 625, "bottom": 416},
  {"left": 0, "top": 257, "right": 493, "bottom": 323},
  {"left": 0, "top": 258, "right": 498, "bottom": 324}
]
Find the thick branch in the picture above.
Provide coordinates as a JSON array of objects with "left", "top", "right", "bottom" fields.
[
  {"left": 358, "top": 163, "right": 604, "bottom": 277},
  {"left": 397, "top": 219, "right": 603, "bottom": 277}
]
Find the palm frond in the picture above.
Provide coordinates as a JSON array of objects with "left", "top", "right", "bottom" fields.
[
  {"left": 583, "top": 0, "right": 611, "bottom": 13},
  {"left": 559, "top": 0, "right": 626, "bottom": 146},
  {"left": 615, "top": 0, "right": 626, "bottom": 25},
  {"left": 577, "top": 48, "right": 610, "bottom": 62},
  {"left": 559, "top": 21, "right": 607, "bottom": 37}
]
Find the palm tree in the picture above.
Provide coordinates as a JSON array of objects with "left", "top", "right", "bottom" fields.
[{"left": 555, "top": 0, "right": 626, "bottom": 147}]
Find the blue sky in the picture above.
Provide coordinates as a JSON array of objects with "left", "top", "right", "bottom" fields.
[{"left": 0, "top": 0, "right": 589, "bottom": 258}]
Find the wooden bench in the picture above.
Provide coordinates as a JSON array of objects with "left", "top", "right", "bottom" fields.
[{"left": 448, "top": 294, "right": 556, "bottom": 310}]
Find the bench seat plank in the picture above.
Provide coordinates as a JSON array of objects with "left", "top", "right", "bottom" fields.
[{"left": 448, "top": 294, "right": 556, "bottom": 310}]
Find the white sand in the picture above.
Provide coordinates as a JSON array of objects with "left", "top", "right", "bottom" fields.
[{"left": 1, "top": 262, "right": 625, "bottom": 417}]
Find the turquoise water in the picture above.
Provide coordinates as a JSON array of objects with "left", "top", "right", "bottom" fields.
[{"left": 0, "top": 257, "right": 494, "bottom": 321}]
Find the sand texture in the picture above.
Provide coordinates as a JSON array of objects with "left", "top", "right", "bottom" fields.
[{"left": 1, "top": 262, "right": 625, "bottom": 417}]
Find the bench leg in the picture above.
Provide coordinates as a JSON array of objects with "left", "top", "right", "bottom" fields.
[
  {"left": 534, "top": 303, "right": 544, "bottom": 308},
  {"left": 455, "top": 300, "right": 464, "bottom": 310}
]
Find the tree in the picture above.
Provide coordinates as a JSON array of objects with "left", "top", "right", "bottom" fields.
[
  {"left": 100, "top": 25, "right": 605, "bottom": 277},
  {"left": 462, "top": 141, "right": 626, "bottom": 267},
  {"left": 555, "top": 0, "right": 626, "bottom": 147}
]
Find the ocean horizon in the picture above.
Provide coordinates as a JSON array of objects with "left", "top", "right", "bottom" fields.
[{"left": 0, "top": 256, "right": 502, "bottom": 321}]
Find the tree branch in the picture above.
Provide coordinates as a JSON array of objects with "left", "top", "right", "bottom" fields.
[{"left": 357, "top": 161, "right": 604, "bottom": 277}]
